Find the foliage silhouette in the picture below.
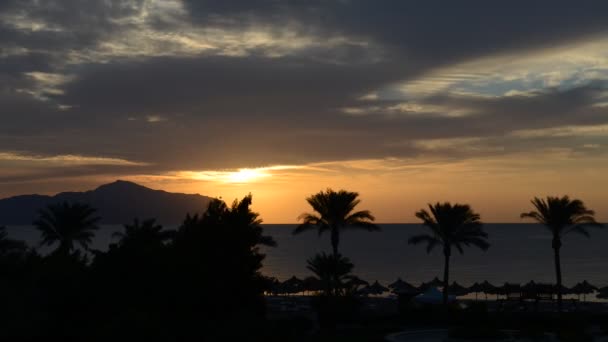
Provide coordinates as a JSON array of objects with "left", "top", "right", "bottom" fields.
[
  {"left": 521, "top": 195, "right": 602, "bottom": 313},
  {"left": 294, "top": 189, "right": 379, "bottom": 255},
  {"left": 0, "top": 194, "right": 279, "bottom": 340},
  {"left": 409, "top": 202, "right": 489, "bottom": 306},
  {"left": 0, "top": 227, "right": 40, "bottom": 338},
  {"left": 113, "top": 218, "right": 175, "bottom": 249},
  {"left": 33, "top": 202, "right": 100, "bottom": 255},
  {"left": 306, "top": 252, "right": 359, "bottom": 296},
  {"left": 168, "top": 194, "right": 276, "bottom": 335}
]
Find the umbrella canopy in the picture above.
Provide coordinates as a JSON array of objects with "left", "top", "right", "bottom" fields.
[
  {"left": 419, "top": 277, "right": 443, "bottom": 291},
  {"left": 570, "top": 281, "right": 597, "bottom": 301},
  {"left": 448, "top": 281, "right": 469, "bottom": 296},
  {"left": 499, "top": 282, "right": 521, "bottom": 295},
  {"left": 414, "top": 287, "right": 456, "bottom": 304},
  {"left": 360, "top": 280, "right": 389, "bottom": 295},
  {"left": 392, "top": 280, "right": 419, "bottom": 296},
  {"left": 597, "top": 292, "right": 608, "bottom": 299},
  {"left": 345, "top": 276, "right": 369, "bottom": 289},
  {"left": 584, "top": 280, "right": 599, "bottom": 291},
  {"left": 571, "top": 280, "right": 598, "bottom": 294},
  {"left": 389, "top": 278, "right": 407, "bottom": 289},
  {"left": 522, "top": 280, "right": 536, "bottom": 292},
  {"left": 555, "top": 284, "right": 571, "bottom": 295},
  {"left": 596, "top": 286, "right": 608, "bottom": 299},
  {"left": 481, "top": 281, "right": 500, "bottom": 294},
  {"left": 281, "top": 276, "right": 305, "bottom": 294},
  {"left": 468, "top": 282, "right": 483, "bottom": 293}
]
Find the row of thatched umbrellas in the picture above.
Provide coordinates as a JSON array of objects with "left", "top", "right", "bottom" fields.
[{"left": 269, "top": 276, "right": 608, "bottom": 300}]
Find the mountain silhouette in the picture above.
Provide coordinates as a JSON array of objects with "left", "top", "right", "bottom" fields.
[{"left": 0, "top": 180, "right": 213, "bottom": 225}]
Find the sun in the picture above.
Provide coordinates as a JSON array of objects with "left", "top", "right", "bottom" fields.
[{"left": 226, "top": 168, "right": 269, "bottom": 183}]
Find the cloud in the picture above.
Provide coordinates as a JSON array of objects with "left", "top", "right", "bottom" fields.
[
  {"left": 0, "top": 151, "right": 150, "bottom": 185},
  {"left": 0, "top": 152, "right": 147, "bottom": 166},
  {"left": 511, "top": 124, "right": 608, "bottom": 138},
  {"left": 0, "top": 0, "right": 608, "bottom": 186}
]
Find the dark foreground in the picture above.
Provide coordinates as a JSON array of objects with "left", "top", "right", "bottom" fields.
[{"left": 263, "top": 301, "right": 608, "bottom": 342}]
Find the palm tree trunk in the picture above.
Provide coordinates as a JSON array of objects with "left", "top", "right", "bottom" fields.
[
  {"left": 443, "top": 246, "right": 451, "bottom": 307},
  {"left": 58, "top": 241, "right": 71, "bottom": 257},
  {"left": 331, "top": 228, "right": 339, "bottom": 256},
  {"left": 553, "top": 237, "right": 563, "bottom": 313}
]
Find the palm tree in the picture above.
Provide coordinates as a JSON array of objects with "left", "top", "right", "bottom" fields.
[
  {"left": 409, "top": 202, "right": 489, "bottom": 306},
  {"left": 294, "top": 189, "right": 379, "bottom": 255},
  {"left": 521, "top": 196, "right": 602, "bottom": 313},
  {"left": 306, "top": 252, "right": 355, "bottom": 296},
  {"left": 33, "top": 202, "right": 100, "bottom": 255},
  {"left": 113, "top": 218, "right": 174, "bottom": 248}
]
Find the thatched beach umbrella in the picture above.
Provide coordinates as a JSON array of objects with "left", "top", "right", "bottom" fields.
[
  {"left": 522, "top": 280, "right": 536, "bottom": 291},
  {"left": 468, "top": 282, "right": 483, "bottom": 292},
  {"left": 419, "top": 276, "right": 443, "bottom": 291},
  {"left": 391, "top": 280, "right": 419, "bottom": 296},
  {"left": 360, "top": 280, "right": 389, "bottom": 296},
  {"left": 570, "top": 280, "right": 598, "bottom": 301},
  {"left": 522, "top": 280, "right": 537, "bottom": 298},
  {"left": 579, "top": 280, "right": 598, "bottom": 292},
  {"left": 345, "top": 276, "right": 369, "bottom": 290},
  {"left": 597, "top": 292, "right": 608, "bottom": 299},
  {"left": 522, "top": 281, "right": 556, "bottom": 300},
  {"left": 388, "top": 278, "right": 407, "bottom": 289},
  {"left": 555, "top": 284, "right": 571, "bottom": 296},
  {"left": 481, "top": 280, "right": 500, "bottom": 300},
  {"left": 500, "top": 282, "right": 522, "bottom": 299},
  {"left": 448, "top": 281, "right": 469, "bottom": 297},
  {"left": 281, "top": 276, "right": 305, "bottom": 295},
  {"left": 597, "top": 286, "right": 608, "bottom": 299},
  {"left": 468, "top": 282, "right": 483, "bottom": 300},
  {"left": 396, "top": 283, "right": 420, "bottom": 296}
]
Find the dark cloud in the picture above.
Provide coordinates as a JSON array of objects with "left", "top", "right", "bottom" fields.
[
  {"left": 57, "top": 55, "right": 403, "bottom": 116},
  {"left": 1, "top": 0, "right": 608, "bottom": 183},
  {"left": 4, "top": 55, "right": 607, "bottom": 172},
  {"left": 184, "top": 1, "right": 608, "bottom": 67}
]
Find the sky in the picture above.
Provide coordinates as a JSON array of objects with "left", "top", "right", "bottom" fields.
[{"left": 1, "top": 0, "right": 607, "bottom": 223}]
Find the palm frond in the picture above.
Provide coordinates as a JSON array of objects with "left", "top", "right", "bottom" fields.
[
  {"left": 296, "top": 189, "right": 377, "bottom": 253},
  {"left": 408, "top": 234, "right": 441, "bottom": 254},
  {"left": 411, "top": 202, "right": 488, "bottom": 256},
  {"left": 523, "top": 195, "right": 601, "bottom": 238}
]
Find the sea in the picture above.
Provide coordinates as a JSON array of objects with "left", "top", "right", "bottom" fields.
[{"left": 5, "top": 223, "right": 608, "bottom": 289}]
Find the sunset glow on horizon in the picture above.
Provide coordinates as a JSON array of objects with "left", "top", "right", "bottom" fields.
[{"left": 1, "top": 1, "right": 607, "bottom": 224}]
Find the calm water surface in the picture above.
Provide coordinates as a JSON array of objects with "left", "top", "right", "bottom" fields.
[{"left": 6, "top": 224, "right": 608, "bottom": 288}]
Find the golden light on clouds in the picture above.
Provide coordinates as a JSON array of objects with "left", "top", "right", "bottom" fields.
[
  {"left": 167, "top": 165, "right": 306, "bottom": 184},
  {"left": 116, "top": 152, "right": 608, "bottom": 224},
  {"left": 0, "top": 152, "right": 147, "bottom": 166}
]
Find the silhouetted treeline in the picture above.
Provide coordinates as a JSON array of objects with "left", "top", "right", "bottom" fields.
[
  {"left": 0, "top": 188, "right": 604, "bottom": 340},
  {"left": 0, "top": 195, "right": 276, "bottom": 341}
]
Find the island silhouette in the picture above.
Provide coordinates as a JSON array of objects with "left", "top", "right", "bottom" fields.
[{"left": 0, "top": 180, "right": 212, "bottom": 225}]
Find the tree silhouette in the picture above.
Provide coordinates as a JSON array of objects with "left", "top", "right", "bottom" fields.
[
  {"left": 409, "top": 202, "right": 489, "bottom": 306},
  {"left": 306, "top": 252, "right": 355, "bottom": 296},
  {"left": 33, "top": 202, "right": 100, "bottom": 255},
  {"left": 294, "top": 189, "right": 379, "bottom": 255},
  {"left": 171, "top": 194, "right": 276, "bottom": 328},
  {"left": 113, "top": 218, "right": 174, "bottom": 249},
  {"left": 521, "top": 195, "right": 602, "bottom": 313}
]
